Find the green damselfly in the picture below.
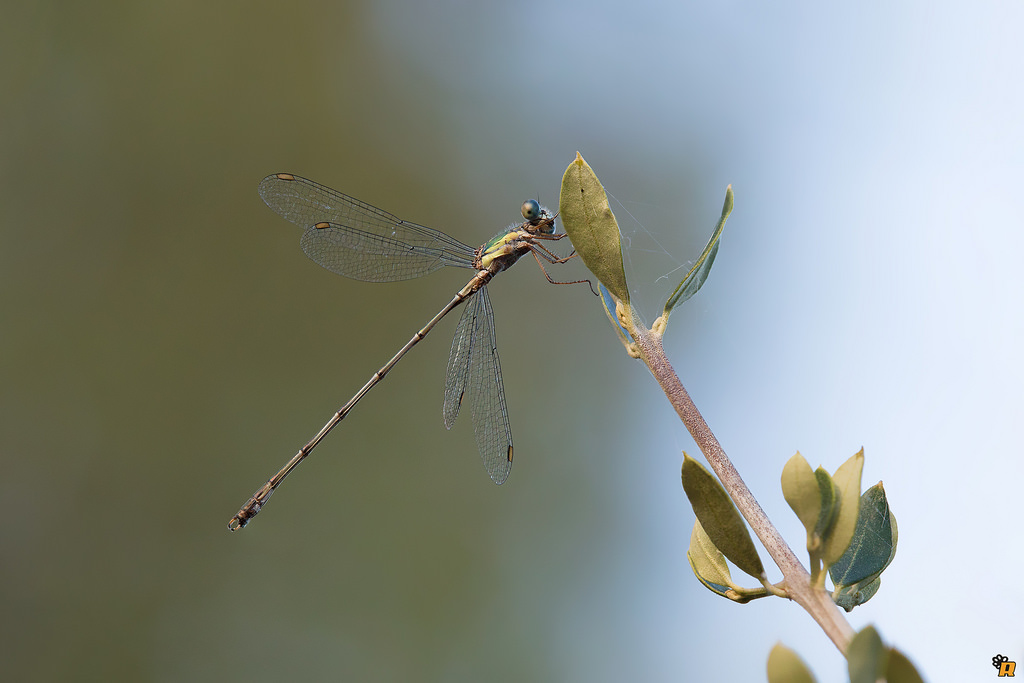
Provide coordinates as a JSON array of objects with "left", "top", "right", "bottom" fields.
[{"left": 229, "top": 173, "right": 583, "bottom": 530}]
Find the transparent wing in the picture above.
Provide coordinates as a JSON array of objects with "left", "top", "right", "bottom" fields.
[
  {"left": 442, "top": 287, "right": 513, "bottom": 484},
  {"left": 468, "top": 287, "right": 513, "bottom": 485},
  {"left": 259, "top": 174, "right": 476, "bottom": 281},
  {"left": 443, "top": 292, "right": 476, "bottom": 430}
]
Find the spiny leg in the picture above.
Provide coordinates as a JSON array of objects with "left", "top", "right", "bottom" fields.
[{"left": 529, "top": 247, "right": 597, "bottom": 296}]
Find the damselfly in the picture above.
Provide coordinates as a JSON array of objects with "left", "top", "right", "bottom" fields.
[{"left": 228, "top": 173, "right": 584, "bottom": 530}]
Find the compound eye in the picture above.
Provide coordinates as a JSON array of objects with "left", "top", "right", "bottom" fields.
[{"left": 521, "top": 199, "right": 542, "bottom": 221}]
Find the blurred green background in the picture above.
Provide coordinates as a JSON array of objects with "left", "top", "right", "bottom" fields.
[{"left": 3, "top": 1, "right": 1021, "bottom": 681}]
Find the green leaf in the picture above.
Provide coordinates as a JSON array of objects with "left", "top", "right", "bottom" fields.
[
  {"left": 886, "top": 504, "right": 899, "bottom": 565},
  {"left": 821, "top": 448, "right": 865, "bottom": 567},
  {"left": 687, "top": 519, "right": 737, "bottom": 597},
  {"left": 830, "top": 482, "right": 897, "bottom": 598},
  {"left": 688, "top": 521, "right": 772, "bottom": 604},
  {"left": 833, "top": 575, "right": 881, "bottom": 612},
  {"left": 681, "top": 454, "right": 764, "bottom": 580},
  {"left": 781, "top": 453, "right": 839, "bottom": 555},
  {"left": 781, "top": 453, "right": 821, "bottom": 543},
  {"left": 663, "top": 184, "right": 732, "bottom": 318},
  {"left": 849, "top": 627, "right": 924, "bottom": 683},
  {"left": 558, "top": 153, "right": 629, "bottom": 305},
  {"left": 767, "top": 644, "right": 818, "bottom": 683},
  {"left": 812, "top": 467, "right": 840, "bottom": 551},
  {"left": 847, "top": 626, "right": 887, "bottom": 683},
  {"left": 885, "top": 648, "right": 925, "bottom": 683}
]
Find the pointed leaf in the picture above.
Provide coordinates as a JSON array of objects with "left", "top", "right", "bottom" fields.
[
  {"left": 822, "top": 449, "right": 865, "bottom": 567},
  {"left": 812, "top": 467, "right": 840, "bottom": 551},
  {"left": 767, "top": 644, "right": 818, "bottom": 683},
  {"left": 663, "top": 185, "right": 733, "bottom": 317},
  {"left": 781, "top": 453, "right": 840, "bottom": 555},
  {"left": 847, "top": 626, "right": 887, "bottom": 683},
  {"left": 885, "top": 649, "right": 925, "bottom": 683},
  {"left": 559, "top": 153, "right": 629, "bottom": 304},
  {"left": 688, "top": 519, "right": 738, "bottom": 597},
  {"left": 682, "top": 454, "right": 764, "bottom": 580},
  {"left": 830, "top": 482, "right": 898, "bottom": 589},
  {"left": 781, "top": 453, "right": 821, "bottom": 546}
]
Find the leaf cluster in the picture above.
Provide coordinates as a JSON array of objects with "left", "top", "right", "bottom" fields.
[
  {"left": 558, "top": 153, "right": 917, "bottom": 681},
  {"left": 769, "top": 628, "right": 923, "bottom": 683}
]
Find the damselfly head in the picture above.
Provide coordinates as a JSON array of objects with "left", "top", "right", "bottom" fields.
[
  {"left": 521, "top": 199, "right": 542, "bottom": 222},
  {"left": 521, "top": 199, "right": 556, "bottom": 234}
]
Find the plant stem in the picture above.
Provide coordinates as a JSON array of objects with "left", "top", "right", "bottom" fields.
[{"left": 631, "top": 327, "right": 855, "bottom": 653}]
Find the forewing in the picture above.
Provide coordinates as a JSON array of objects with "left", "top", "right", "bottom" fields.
[{"left": 259, "top": 174, "right": 476, "bottom": 281}]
